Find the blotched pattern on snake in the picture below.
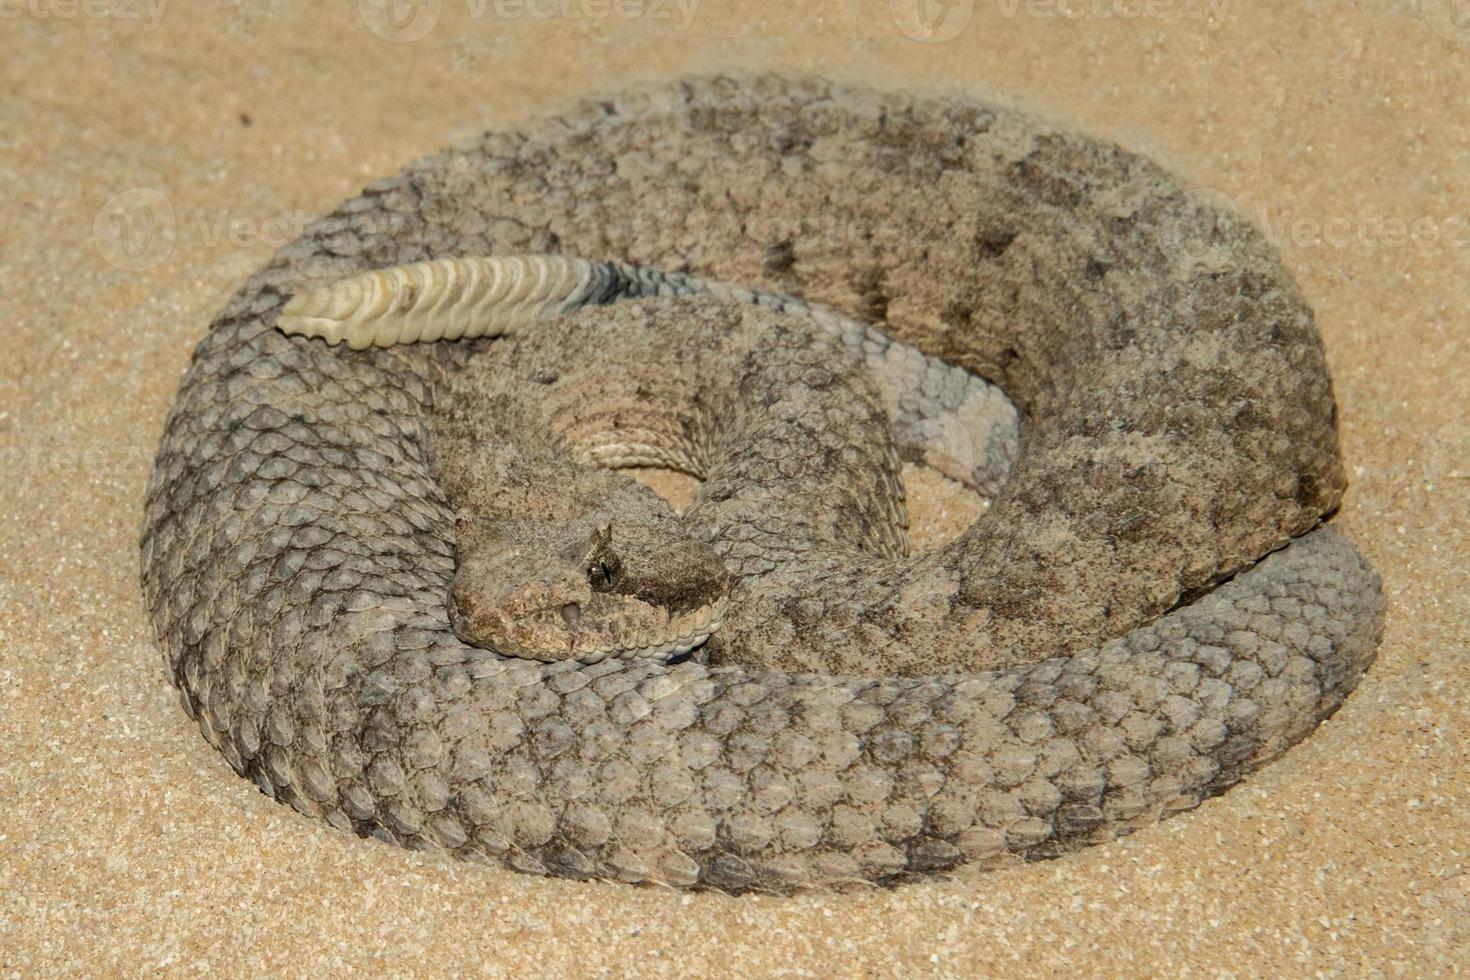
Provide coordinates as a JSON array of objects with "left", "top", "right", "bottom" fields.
[{"left": 141, "top": 74, "right": 1382, "bottom": 892}]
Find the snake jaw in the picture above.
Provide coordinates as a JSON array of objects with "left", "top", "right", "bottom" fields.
[
  {"left": 535, "top": 596, "right": 727, "bottom": 665},
  {"left": 449, "top": 582, "right": 726, "bottom": 665}
]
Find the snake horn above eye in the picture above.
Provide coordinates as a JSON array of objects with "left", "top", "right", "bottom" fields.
[{"left": 584, "top": 524, "right": 622, "bottom": 592}]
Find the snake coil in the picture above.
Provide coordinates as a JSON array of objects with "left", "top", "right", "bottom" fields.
[{"left": 141, "top": 74, "right": 1382, "bottom": 892}]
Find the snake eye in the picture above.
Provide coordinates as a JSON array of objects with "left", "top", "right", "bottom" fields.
[
  {"left": 587, "top": 556, "right": 621, "bottom": 592},
  {"left": 584, "top": 524, "right": 621, "bottom": 592}
]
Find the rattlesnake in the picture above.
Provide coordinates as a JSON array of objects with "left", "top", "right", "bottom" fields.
[{"left": 140, "top": 74, "right": 1383, "bottom": 892}]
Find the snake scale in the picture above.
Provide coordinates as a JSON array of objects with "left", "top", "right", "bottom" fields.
[{"left": 140, "top": 74, "right": 1383, "bottom": 892}]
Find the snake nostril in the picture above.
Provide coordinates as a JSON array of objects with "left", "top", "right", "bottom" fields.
[{"left": 561, "top": 602, "right": 582, "bottom": 626}]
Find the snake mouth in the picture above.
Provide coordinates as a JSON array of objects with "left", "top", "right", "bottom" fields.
[{"left": 487, "top": 596, "right": 727, "bottom": 665}]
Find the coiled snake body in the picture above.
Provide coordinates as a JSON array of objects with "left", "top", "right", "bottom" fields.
[{"left": 141, "top": 75, "right": 1382, "bottom": 892}]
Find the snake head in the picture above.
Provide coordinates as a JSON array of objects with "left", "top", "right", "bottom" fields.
[{"left": 448, "top": 512, "right": 729, "bottom": 664}]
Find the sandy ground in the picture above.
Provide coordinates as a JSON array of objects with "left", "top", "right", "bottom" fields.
[{"left": 2, "top": 2, "right": 1466, "bottom": 975}]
